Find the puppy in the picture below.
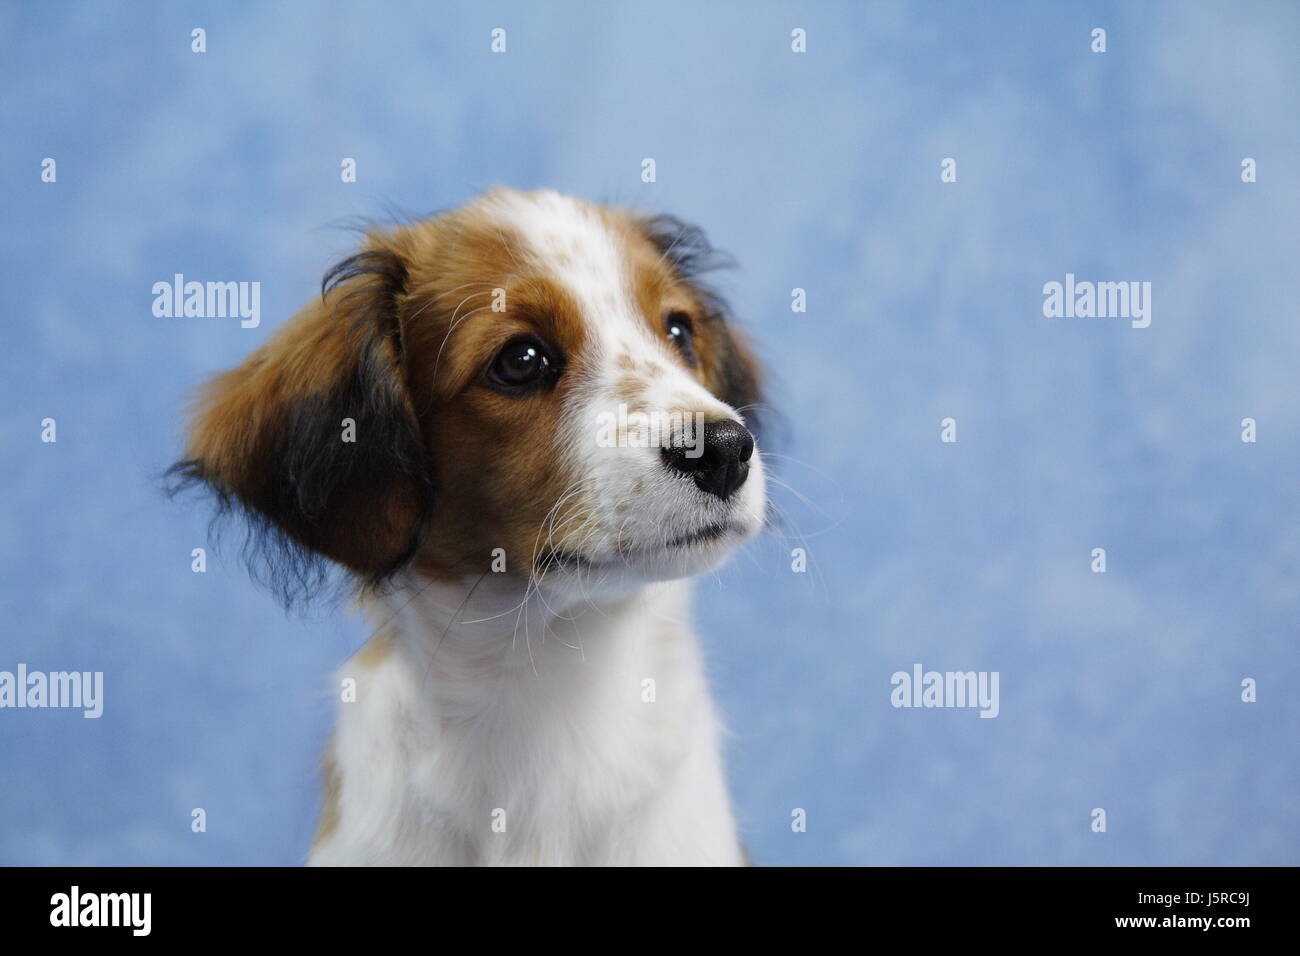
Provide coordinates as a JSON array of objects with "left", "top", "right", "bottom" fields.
[{"left": 174, "top": 188, "right": 767, "bottom": 865}]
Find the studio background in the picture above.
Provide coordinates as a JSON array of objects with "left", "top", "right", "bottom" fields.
[{"left": 1, "top": 0, "right": 1296, "bottom": 865}]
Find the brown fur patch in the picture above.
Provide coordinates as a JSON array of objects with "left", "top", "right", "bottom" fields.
[
  {"left": 352, "top": 629, "right": 395, "bottom": 670},
  {"left": 392, "top": 202, "right": 592, "bottom": 579},
  {"left": 613, "top": 373, "right": 647, "bottom": 408},
  {"left": 312, "top": 750, "right": 341, "bottom": 849}
]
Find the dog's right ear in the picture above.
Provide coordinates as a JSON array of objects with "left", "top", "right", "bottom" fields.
[{"left": 170, "top": 242, "right": 434, "bottom": 602}]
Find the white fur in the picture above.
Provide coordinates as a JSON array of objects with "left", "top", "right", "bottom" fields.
[{"left": 309, "top": 576, "right": 743, "bottom": 866}]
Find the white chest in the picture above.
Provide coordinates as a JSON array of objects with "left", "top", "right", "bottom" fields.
[{"left": 308, "top": 578, "right": 743, "bottom": 866}]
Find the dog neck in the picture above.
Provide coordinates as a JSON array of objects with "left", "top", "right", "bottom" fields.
[
  {"left": 311, "top": 571, "right": 744, "bottom": 865},
  {"left": 373, "top": 569, "right": 653, "bottom": 655}
]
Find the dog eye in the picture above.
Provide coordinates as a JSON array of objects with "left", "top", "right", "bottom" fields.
[
  {"left": 485, "top": 336, "right": 560, "bottom": 393},
  {"left": 664, "top": 311, "right": 697, "bottom": 366}
]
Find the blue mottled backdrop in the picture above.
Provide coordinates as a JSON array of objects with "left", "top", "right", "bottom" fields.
[{"left": 1, "top": 0, "right": 1296, "bottom": 865}]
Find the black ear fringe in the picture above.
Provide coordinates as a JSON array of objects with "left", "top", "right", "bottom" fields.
[
  {"left": 322, "top": 248, "right": 410, "bottom": 356},
  {"left": 641, "top": 214, "right": 737, "bottom": 279},
  {"left": 164, "top": 361, "right": 434, "bottom": 613},
  {"left": 164, "top": 460, "right": 343, "bottom": 613}
]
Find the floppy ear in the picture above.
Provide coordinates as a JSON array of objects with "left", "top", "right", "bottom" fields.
[
  {"left": 171, "top": 245, "right": 434, "bottom": 600},
  {"left": 641, "top": 214, "right": 766, "bottom": 439}
]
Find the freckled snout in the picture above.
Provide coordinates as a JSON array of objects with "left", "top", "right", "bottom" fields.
[{"left": 661, "top": 418, "right": 754, "bottom": 500}]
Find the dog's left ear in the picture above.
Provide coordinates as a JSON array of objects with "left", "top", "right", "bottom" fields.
[
  {"left": 171, "top": 242, "right": 434, "bottom": 598},
  {"left": 640, "top": 214, "right": 765, "bottom": 439}
]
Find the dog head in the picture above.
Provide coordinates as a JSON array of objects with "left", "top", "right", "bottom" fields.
[{"left": 174, "top": 188, "right": 767, "bottom": 603}]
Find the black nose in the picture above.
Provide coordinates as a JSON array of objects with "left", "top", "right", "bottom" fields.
[{"left": 661, "top": 419, "right": 754, "bottom": 500}]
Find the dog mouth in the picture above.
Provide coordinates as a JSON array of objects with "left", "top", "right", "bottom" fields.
[
  {"left": 663, "top": 521, "right": 732, "bottom": 549},
  {"left": 545, "top": 522, "right": 736, "bottom": 570}
]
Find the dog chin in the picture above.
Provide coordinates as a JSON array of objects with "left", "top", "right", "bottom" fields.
[{"left": 541, "top": 521, "right": 757, "bottom": 602}]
